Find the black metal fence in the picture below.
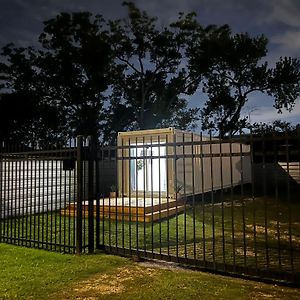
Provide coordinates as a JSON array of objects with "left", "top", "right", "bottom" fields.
[
  {"left": 0, "top": 131, "right": 299, "bottom": 285},
  {"left": 0, "top": 137, "right": 93, "bottom": 253}
]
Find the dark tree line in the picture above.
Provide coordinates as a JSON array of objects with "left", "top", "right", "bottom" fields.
[
  {"left": 251, "top": 120, "right": 300, "bottom": 135},
  {"left": 0, "top": 2, "right": 299, "bottom": 146}
]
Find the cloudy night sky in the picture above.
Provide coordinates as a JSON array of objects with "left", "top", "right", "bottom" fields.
[{"left": 1, "top": 0, "right": 300, "bottom": 127}]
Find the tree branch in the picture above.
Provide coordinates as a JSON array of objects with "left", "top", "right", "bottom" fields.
[{"left": 116, "top": 55, "right": 142, "bottom": 74}]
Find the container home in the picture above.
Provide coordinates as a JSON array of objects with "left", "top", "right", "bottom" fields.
[
  {"left": 0, "top": 159, "right": 75, "bottom": 219},
  {"left": 117, "top": 128, "right": 251, "bottom": 199}
]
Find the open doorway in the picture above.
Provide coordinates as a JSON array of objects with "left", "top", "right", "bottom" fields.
[{"left": 130, "top": 144, "right": 167, "bottom": 195}]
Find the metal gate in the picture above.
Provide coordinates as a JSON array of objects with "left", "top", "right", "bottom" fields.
[{"left": 95, "top": 132, "right": 300, "bottom": 285}]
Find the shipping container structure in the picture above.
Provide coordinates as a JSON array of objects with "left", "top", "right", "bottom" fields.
[
  {"left": 117, "top": 128, "right": 251, "bottom": 199},
  {"left": 0, "top": 159, "right": 75, "bottom": 219}
]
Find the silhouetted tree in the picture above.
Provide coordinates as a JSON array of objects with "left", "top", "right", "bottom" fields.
[
  {"left": 183, "top": 26, "right": 300, "bottom": 137},
  {"left": 38, "top": 12, "right": 112, "bottom": 138},
  {"left": 1, "top": 4, "right": 299, "bottom": 145},
  {"left": 0, "top": 45, "right": 66, "bottom": 145},
  {"left": 251, "top": 120, "right": 300, "bottom": 135},
  {"left": 104, "top": 2, "right": 200, "bottom": 142},
  {"left": 0, "top": 12, "right": 112, "bottom": 145},
  {"left": 1, "top": 7, "right": 202, "bottom": 145}
]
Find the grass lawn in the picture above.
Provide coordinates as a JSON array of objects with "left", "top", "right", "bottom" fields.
[
  {"left": 1, "top": 195, "right": 300, "bottom": 276},
  {"left": 0, "top": 243, "right": 300, "bottom": 300}
]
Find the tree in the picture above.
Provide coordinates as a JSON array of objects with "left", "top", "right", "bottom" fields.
[
  {"left": 1, "top": 6, "right": 202, "bottom": 145},
  {"left": 104, "top": 2, "right": 200, "bottom": 142},
  {"left": 38, "top": 12, "right": 112, "bottom": 138},
  {"left": 0, "top": 45, "right": 65, "bottom": 145},
  {"left": 0, "top": 12, "right": 112, "bottom": 145},
  {"left": 0, "top": 92, "right": 64, "bottom": 145},
  {"left": 251, "top": 120, "right": 300, "bottom": 135},
  {"left": 3, "top": 3, "right": 298, "bottom": 144},
  {"left": 185, "top": 27, "right": 300, "bottom": 137}
]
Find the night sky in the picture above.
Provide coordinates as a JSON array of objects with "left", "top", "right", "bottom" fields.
[{"left": 1, "top": 0, "right": 300, "bottom": 126}]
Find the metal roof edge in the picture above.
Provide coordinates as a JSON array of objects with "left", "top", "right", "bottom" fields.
[{"left": 118, "top": 127, "right": 175, "bottom": 137}]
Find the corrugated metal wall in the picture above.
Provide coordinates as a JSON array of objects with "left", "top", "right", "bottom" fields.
[{"left": 0, "top": 160, "right": 75, "bottom": 218}]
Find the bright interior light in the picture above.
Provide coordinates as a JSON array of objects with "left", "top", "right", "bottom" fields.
[{"left": 130, "top": 144, "right": 167, "bottom": 192}]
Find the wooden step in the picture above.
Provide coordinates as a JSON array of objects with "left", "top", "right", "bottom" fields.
[
  {"left": 97, "top": 205, "right": 186, "bottom": 222},
  {"left": 67, "top": 198, "right": 183, "bottom": 215},
  {"left": 278, "top": 162, "right": 300, "bottom": 184},
  {"left": 61, "top": 204, "right": 186, "bottom": 223}
]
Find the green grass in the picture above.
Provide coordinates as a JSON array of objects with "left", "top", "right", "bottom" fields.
[
  {"left": 98, "top": 196, "right": 300, "bottom": 273},
  {"left": 0, "top": 243, "right": 127, "bottom": 299},
  {"left": 1, "top": 195, "right": 300, "bottom": 277},
  {"left": 1, "top": 243, "right": 300, "bottom": 300}
]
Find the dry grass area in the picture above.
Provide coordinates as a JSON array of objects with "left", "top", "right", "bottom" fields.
[
  {"left": 51, "top": 260, "right": 300, "bottom": 300},
  {"left": 54, "top": 265, "right": 158, "bottom": 299}
]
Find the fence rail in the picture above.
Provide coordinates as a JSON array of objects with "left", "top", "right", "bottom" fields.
[{"left": 0, "top": 132, "right": 299, "bottom": 285}]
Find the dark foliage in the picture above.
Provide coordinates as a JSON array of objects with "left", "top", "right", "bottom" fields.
[{"left": 181, "top": 25, "right": 300, "bottom": 137}]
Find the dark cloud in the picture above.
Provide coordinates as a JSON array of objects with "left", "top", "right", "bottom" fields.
[
  {"left": 1, "top": 0, "right": 300, "bottom": 52},
  {"left": 0, "top": 0, "right": 291, "bottom": 48},
  {"left": 266, "top": 0, "right": 300, "bottom": 28},
  {"left": 0, "top": 0, "right": 126, "bottom": 47},
  {"left": 1, "top": 0, "right": 300, "bottom": 48}
]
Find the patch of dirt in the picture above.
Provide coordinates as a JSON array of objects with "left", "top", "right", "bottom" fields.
[
  {"left": 206, "top": 198, "right": 255, "bottom": 208},
  {"left": 235, "top": 247, "right": 258, "bottom": 257},
  {"left": 137, "top": 259, "right": 196, "bottom": 272},
  {"left": 56, "top": 265, "right": 158, "bottom": 299}
]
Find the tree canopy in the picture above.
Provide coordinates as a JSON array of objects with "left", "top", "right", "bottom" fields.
[
  {"left": 182, "top": 23, "right": 300, "bottom": 137},
  {"left": 102, "top": 2, "right": 200, "bottom": 143},
  {"left": 0, "top": 2, "right": 299, "bottom": 145},
  {"left": 0, "top": 3, "right": 203, "bottom": 145},
  {"left": 251, "top": 120, "right": 300, "bottom": 135},
  {"left": 0, "top": 12, "right": 112, "bottom": 145},
  {"left": 0, "top": 45, "right": 66, "bottom": 144}
]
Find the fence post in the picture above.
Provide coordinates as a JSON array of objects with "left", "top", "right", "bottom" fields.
[
  {"left": 76, "top": 136, "right": 83, "bottom": 254},
  {"left": 95, "top": 144, "right": 100, "bottom": 250},
  {"left": 88, "top": 136, "right": 95, "bottom": 253},
  {"left": 0, "top": 142, "right": 2, "bottom": 242}
]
